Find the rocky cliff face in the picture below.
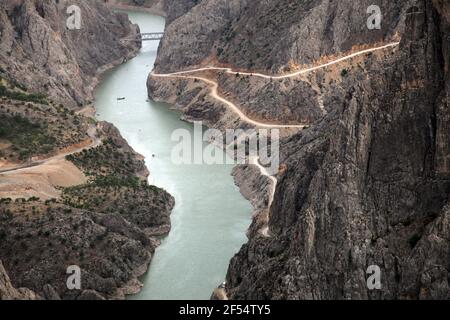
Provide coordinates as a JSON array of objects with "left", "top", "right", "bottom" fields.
[
  {"left": 149, "top": 0, "right": 416, "bottom": 127},
  {"left": 151, "top": 0, "right": 449, "bottom": 299},
  {"left": 0, "top": 0, "right": 140, "bottom": 108},
  {"left": 112, "top": 0, "right": 201, "bottom": 23},
  {"left": 154, "top": 0, "right": 413, "bottom": 73},
  {"left": 226, "top": 0, "right": 450, "bottom": 299},
  {"left": 161, "top": 0, "right": 201, "bottom": 23}
]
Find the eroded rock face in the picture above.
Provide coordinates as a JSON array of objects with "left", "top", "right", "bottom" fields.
[
  {"left": 154, "top": 0, "right": 413, "bottom": 74},
  {"left": 148, "top": 1, "right": 417, "bottom": 127},
  {"left": 225, "top": 1, "right": 450, "bottom": 299},
  {"left": 0, "top": 0, "right": 140, "bottom": 108},
  {"left": 217, "top": 73, "right": 322, "bottom": 124},
  {"left": 162, "top": 0, "right": 202, "bottom": 23},
  {"left": 151, "top": 0, "right": 449, "bottom": 299},
  {"left": 112, "top": 0, "right": 201, "bottom": 23}
]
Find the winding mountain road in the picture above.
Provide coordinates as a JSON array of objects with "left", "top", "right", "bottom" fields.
[
  {"left": 152, "top": 73, "right": 306, "bottom": 129},
  {"left": 151, "top": 42, "right": 400, "bottom": 237},
  {"left": 153, "top": 42, "right": 399, "bottom": 79},
  {"left": 249, "top": 156, "right": 277, "bottom": 207},
  {"left": 1, "top": 42, "right": 400, "bottom": 234},
  {"left": 152, "top": 42, "right": 399, "bottom": 128}
]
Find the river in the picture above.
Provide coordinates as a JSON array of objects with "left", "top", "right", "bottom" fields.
[{"left": 93, "top": 10, "right": 252, "bottom": 300}]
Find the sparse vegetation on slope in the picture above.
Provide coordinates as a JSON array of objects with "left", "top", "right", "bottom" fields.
[
  {"left": 0, "top": 76, "right": 91, "bottom": 163},
  {"left": 0, "top": 84, "right": 48, "bottom": 105},
  {"left": 66, "top": 138, "right": 146, "bottom": 178},
  {"left": 0, "top": 114, "right": 55, "bottom": 161}
]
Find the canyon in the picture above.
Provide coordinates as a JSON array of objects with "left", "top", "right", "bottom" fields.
[{"left": 1, "top": 0, "right": 449, "bottom": 300}]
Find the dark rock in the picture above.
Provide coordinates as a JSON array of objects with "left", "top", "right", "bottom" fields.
[
  {"left": 43, "top": 284, "right": 61, "bottom": 300},
  {"left": 0, "top": 260, "right": 40, "bottom": 300},
  {"left": 225, "top": 0, "right": 450, "bottom": 300}
]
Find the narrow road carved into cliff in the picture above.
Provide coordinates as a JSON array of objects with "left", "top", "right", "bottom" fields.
[
  {"left": 152, "top": 42, "right": 399, "bottom": 128},
  {"left": 153, "top": 73, "right": 306, "bottom": 129},
  {"left": 154, "top": 42, "right": 399, "bottom": 79},
  {"left": 249, "top": 156, "right": 277, "bottom": 207},
  {"left": 249, "top": 156, "right": 276, "bottom": 238},
  {"left": 151, "top": 41, "right": 400, "bottom": 238}
]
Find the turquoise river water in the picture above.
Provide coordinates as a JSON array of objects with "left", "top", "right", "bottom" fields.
[{"left": 94, "top": 11, "right": 252, "bottom": 300}]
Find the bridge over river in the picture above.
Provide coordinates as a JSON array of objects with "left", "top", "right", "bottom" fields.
[{"left": 123, "top": 32, "right": 164, "bottom": 42}]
